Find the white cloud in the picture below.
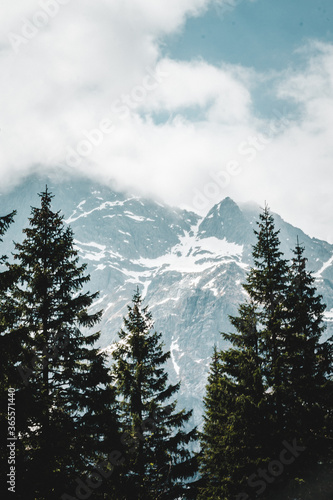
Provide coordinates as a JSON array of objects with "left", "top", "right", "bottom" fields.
[
  {"left": 0, "top": 3, "right": 332, "bottom": 242},
  {"left": 139, "top": 59, "right": 253, "bottom": 123},
  {"left": 242, "top": 41, "right": 333, "bottom": 242},
  {"left": 0, "top": 0, "right": 219, "bottom": 177}
]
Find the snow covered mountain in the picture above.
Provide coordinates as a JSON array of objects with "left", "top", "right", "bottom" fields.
[{"left": 2, "top": 174, "right": 333, "bottom": 427}]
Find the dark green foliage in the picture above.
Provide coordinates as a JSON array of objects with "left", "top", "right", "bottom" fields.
[
  {"left": 112, "top": 289, "right": 198, "bottom": 499},
  {"left": 3, "top": 189, "right": 120, "bottom": 499},
  {"left": 198, "top": 347, "right": 227, "bottom": 499},
  {"left": 0, "top": 211, "right": 16, "bottom": 243},
  {"left": 0, "top": 211, "right": 19, "bottom": 489},
  {"left": 243, "top": 204, "right": 290, "bottom": 431},
  {"left": 199, "top": 205, "right": 333, "bottom": 500},
  {"left": 0, "top": 211, "right": 17, "bottom": 369},
  {"left": 278, "top": 239, "right": 333, "bottom": 498},
  {"left": 199, "top": 307, "right": 269, "bottom": 499}
]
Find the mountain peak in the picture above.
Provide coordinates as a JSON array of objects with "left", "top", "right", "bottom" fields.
[
  {"left": 219, "top": 196, "right": 236, "bottom": 205},
  {"left": 198, "top": 197, "right": 251, "bottom": 244},
  {"left": 211, "top": 196, "right": 239, "bottom": 213}
]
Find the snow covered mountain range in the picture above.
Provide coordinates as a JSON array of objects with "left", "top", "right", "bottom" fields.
[{"left": 1, "top": 174, "right": 333, "bottom": 427}]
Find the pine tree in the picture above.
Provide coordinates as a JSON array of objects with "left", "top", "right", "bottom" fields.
[
  {"left": 112, "top": 288, "right": 198, "bottom": 499},
  {"left": 0, "top": 212, "right": 17, "bottom": 358},
  {"left": 243, "top": 204, "right": 290, "bottom": 435},
  {"left": 0, "top": 211, "right": 17, "bottom": 376},
  {"left": 283, "top": 239, "right": 327, "bottom": 430},
  {"left": 9, "top": 189, "right": 120, "bottom": 499},
  {"left": 276, "top": 239, "right": 333, "bottom": 499},
  {"left": 198, "top": 347, "right": 225, "bottom": 499},
  {"left": 0, "top": 211, "right": 20, "bottom": 489},
  {"left": 199, "top": 305, "right": 268, "bottom": 499},
  {"left": 199, "top": 206, "right": 333, "bottom": 499},
  {"left": 199, "top": 205, "right": 289, "bottom": 499}
]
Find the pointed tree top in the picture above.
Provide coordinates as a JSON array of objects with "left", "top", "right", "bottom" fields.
[
  {"left": 133, "top": 286, "right": 142, "bottom": 303},
  {"left": 294, "top": 235, "right": 305, "bottom": 251},
  {"left": 38, "top": 185, "right": 54, "bottom": 205}
]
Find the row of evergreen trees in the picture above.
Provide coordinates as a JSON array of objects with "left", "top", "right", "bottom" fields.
[
  {"left": 0, "top": 189, "right": 198, "bottom": 499},
  {"left": 1, "top": 189, "right": 332, "bottom": 499}
]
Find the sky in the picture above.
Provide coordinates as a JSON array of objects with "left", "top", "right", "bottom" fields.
[{"left": 1, "top": 0, "right": 333, "bottom": 242}]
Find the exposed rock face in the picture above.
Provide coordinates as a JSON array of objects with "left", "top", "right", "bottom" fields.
[{"left": 1, "top": 175, "right": 333, "bottom": 427}]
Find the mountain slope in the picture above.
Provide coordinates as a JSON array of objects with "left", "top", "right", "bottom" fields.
[{"left": 1, "top": 174, "right": 333, "bottom": 426}]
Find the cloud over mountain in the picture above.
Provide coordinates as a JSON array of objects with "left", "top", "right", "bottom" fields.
[{"left": 0, "top": 2, "right": 333, "bottom": 241}]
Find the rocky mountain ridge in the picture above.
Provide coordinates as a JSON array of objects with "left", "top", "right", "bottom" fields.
[{"left": 1, "top": 174, "right": 333, "bottom": 426}]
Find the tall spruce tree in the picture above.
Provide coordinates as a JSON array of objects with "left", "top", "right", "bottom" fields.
[
  {"left": 282, "top": 239, "right": 327, "bottom": 434},
  {"left": 199, "top": 304, "right": 268, "bottom": 499},
  {"left": 0, "top": 211, "right": 18, "bottom": 380},
  {"left": 112, "top": 289, "right": 198, "bottom": 499},
  {"left": 243, "top": 204, "right": 290, "bottom": 436},
  {"left": 276, "top": 239, "right": 333, "bottom": 499},
  {"left": 9, "top": 189, "right": 120, "bottom": 499},
  {"left": 0, "top": 211, "right": 17, "bottom": 381},
  {"left": 198, "top": 347, "right": 224, "bottom": 499},
  {"left": 200, "top": 206, "right": 333, "bottom": 499},
  {"left": 0, "top": 211, "right": 19, "bottom": 489}
]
